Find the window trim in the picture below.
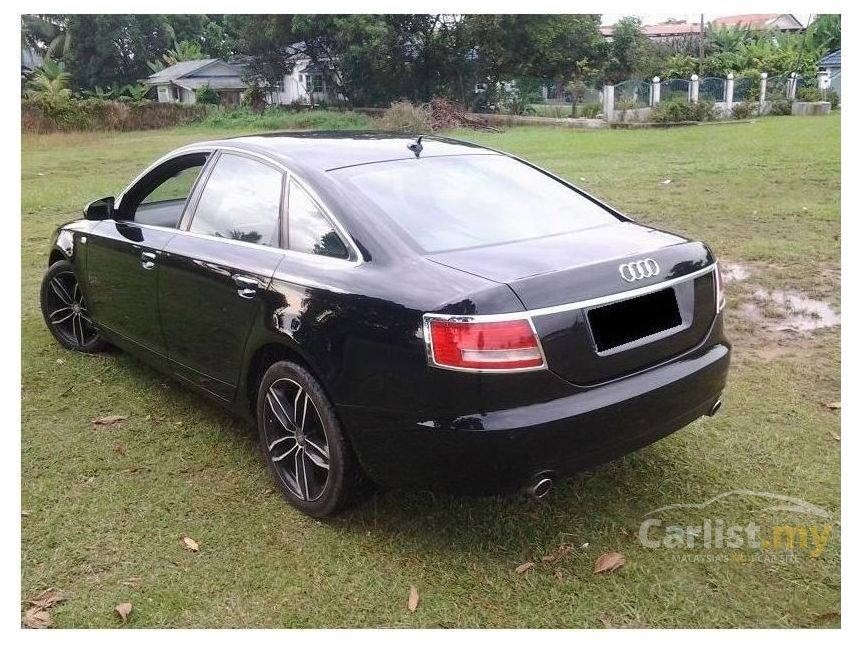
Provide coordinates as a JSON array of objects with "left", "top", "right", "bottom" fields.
[
  {"left": 284, "top": 178, "right": 351, "bottom": 260},
  {"left": 184, "top": 150, "right": 287, "bottom": 249},
  {"left": 115, "top": 145, "right": 363, "bottom": 265}
]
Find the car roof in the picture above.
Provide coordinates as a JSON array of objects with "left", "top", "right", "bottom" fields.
[{"left": 188, "top": 131, "right": 501, "bottom": 174}]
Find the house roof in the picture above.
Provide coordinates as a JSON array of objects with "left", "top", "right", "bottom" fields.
[
  {"left": 146, "top": 59, "right": 221, "bottom": 82},
  {"left": 819, "top": 49, "right": 841, "bottom": 68},
  {"left": 711, "top": 14, "right": 802, "bottom": 30}
]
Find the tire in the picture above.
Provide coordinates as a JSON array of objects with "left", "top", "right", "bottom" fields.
[
  {"left": 40, "top": 259, "right": 108, "bottom": 353},
  {"left": 256, "top": 360, "right": 366, "bottom": 517}
]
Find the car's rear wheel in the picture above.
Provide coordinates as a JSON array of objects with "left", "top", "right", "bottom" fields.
[
  {"left": 257, "top": 360, "right": 365, "bottom": 517},
  {"left": 40, "top": 259, "right": 108, "bottom": 353}
]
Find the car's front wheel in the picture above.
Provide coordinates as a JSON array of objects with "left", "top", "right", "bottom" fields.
[
  {"left": 40, "top": 259, "right": 108, "bottom": 353},
  {"left": 257, "top": 360, "right": 366, "bottom": 517}
]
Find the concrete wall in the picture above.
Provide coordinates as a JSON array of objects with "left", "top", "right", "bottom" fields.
[{"left": 791, "top": 101, "right": 832, "bottom": 116}]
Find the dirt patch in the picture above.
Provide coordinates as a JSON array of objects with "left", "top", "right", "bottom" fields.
[
  {"left": 721, "top": 260, "right": 752, "bottom": 283},
  {"left": 742, "top": 288, "right": 840, "bottom": 333}
]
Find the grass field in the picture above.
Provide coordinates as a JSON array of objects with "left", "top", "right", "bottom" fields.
[{"left": 21, "top": 115, "right": 841, "bottom": 628}]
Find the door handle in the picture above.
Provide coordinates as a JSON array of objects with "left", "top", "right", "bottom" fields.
[
  {"left": 233, "top": 274, "right": 260, "bottom": 299},
  {"left": 140, "top": 251, "right": 157, "bottom": 270}
]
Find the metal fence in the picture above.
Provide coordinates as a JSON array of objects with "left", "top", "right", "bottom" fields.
[
  {"left": 732, "top": 76, "right": 756, "bottom": 102},
  {"left": 660, "top": 78, "right": 690, "bottom": 102},
  {"left": 699, "top": 77, "right": 726, "bottom": 103},
  {"left": 766, "top": 75, "right": 789, "bottom": 101},
  {"left": 614, "top": 79, "right": 651, "bottom": 108}
]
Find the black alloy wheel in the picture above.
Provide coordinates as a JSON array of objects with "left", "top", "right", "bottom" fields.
[
  {"left": 257, "top": 360, "right": 367, "bottom": 517},
  {"left": 40, "top": 260, "right": 107, "bottom": 353}
]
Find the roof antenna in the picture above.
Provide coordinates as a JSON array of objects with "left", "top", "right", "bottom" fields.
[{"left": 407, "top": 135, "right": 423, "bottom": 159}]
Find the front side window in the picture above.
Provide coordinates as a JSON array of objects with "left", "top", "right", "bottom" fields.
[
  {"left": 333, "top": 155, "right": 621, "bottom": 253},
  {"left": 121, "top": 153, "right": 209, "bottom": 228},
  {"left": 287, "top": 181, "right": 349, "bottom": 259},
  {"left": 190, "top": 154, "right": 284, "bottom": 246}
]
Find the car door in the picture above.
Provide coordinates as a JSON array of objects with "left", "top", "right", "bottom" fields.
[
  {"left": 84, "top": 152, "right": 211, "bottom": 358},
  {"left": 158, "top": 152, "right": 286, "bottom": 401}
]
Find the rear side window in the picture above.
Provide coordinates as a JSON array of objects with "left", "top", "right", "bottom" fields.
[
  {"left": 287, "top": 181, "right": 349, "bottom": 259},
  {"left": 190, "top": 153, "right": 284, "bottom": 246},
  {"left": 332, "top": 155, "right": 621, "bottom": 253}
]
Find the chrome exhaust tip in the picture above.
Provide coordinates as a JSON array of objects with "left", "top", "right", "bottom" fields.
[
  {"left": 525, "top": 476, "right": 554, "bottom": 500},
  {"left": 707, "top": 399, "right": 723, "bottom": 417}
]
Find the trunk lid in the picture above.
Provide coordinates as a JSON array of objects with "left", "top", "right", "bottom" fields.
[{"left": 428, "top": 222, "right": 718, "bottom": 385}]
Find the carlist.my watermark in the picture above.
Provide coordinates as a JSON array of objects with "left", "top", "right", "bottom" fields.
[{"left": 638, "top": 490, "right": 834, "bottom": 560}]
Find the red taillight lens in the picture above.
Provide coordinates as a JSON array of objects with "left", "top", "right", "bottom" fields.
[
  {"left": 426, "top": 317, "right": 545, "bottom": 371},
  {"left": 715, "top": 263, "right": 726, "bottom": 313}
]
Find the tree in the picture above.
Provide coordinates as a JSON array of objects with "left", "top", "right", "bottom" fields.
[
  {"left": 810, "top": 14, "right": 840, "bottom": 52},
  {"left": 603, "top": 16, "right": 657, "bottom": 82},
  {"left": 66, "top": 15, "right": 174, "bottom": 89},
  {"left": 21, "top": 14, "right": 70, "bottom": 60},
  {"left": 25, "top": 61, "right": 72, "bottom": 102},
  {"left": 225, "top": 14, "right": 296, "bottom": 89}
]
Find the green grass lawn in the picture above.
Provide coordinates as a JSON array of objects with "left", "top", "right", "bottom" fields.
[{"left": 21, "top": 115, "right": 841, "bottom": 628}]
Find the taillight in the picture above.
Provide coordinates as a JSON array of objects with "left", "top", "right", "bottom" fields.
[
  {"left": 424, "top": 316, "right": 546, "bottom": 372},
  {"left": 715, "top": 262, "right": 726, "bottom": 313}
]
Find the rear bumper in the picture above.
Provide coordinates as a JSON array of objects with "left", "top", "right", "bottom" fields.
[{"left": 339, "top": 341, "right": 730, "bottom": 494}]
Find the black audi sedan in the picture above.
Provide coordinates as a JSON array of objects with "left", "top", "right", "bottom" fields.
[{"left": 40, "top": 132, "right": 730, "bottom": 517}]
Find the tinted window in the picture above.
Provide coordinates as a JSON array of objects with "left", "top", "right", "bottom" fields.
[
  {"left": 287, "top": 181, "right": 349, "bottom": 259},
  {"left": 333, "top": 155, "right": 620, "bottom": 252},
  {"left": 190, "top": 154, "right": 284, "bottom": 246},
  {"left": 124, "top": 153, "right": 208, "bottom": 228}
]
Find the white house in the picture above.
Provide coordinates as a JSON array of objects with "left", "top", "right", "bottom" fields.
[
  {"left": 143, "top": 59, "right": 247, "bottom": 106},
  {"left": 143, "top": 49, "right": 343, "bottom": 107},
  {"left": 265, "top": 48, "right": 343, "bottom": 106}
]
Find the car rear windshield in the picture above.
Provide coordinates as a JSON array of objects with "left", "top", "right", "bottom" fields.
[{"left": 332, "top": 155, "right": 621, "bottom": 252}]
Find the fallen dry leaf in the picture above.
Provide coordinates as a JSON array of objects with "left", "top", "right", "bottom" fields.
[
  {"left": 23, "top": 607, "right": 51, "bottom": 629},
  {"left": 514, "top": 561, "right": 535, "bottom": 575},
  {"left": 407, "top": 585, "right": 419, "bottom": 612},
  {"left": 182, "top": 536, "right": 200, "bottom": 552},
  {"left": 830, "top": 431, "right": 841, "bottom": 442},
  {"left": 813, "top": 611, "right": 840, "bottom": 624},
  {"left": 120, "top": 577, "right": 142, "bottom": 587},
  {"left": 554, "top": 569, "right": 564, "bottom": 583},
  {"left": 594, "top": 551, "right": 626, "bottom": 574},
  {"left": 115, "top": 602, "right": 133, "bottom": 624},
  {"left": 114, "top": 444, "right": 126, "bottom": 456},
  {"left": 824, "top": 401, "right": 841, "bottom": 410},
  {"left": 26, "top": 588, "right": 67, "bottom": 610},
  {"left": 541, "top": 543, "right": 574, "bottom": 564},
  {"left": 93, "top": 415, "right": 128, "bottom": 426}
]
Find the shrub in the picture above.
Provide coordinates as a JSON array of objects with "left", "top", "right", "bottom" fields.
[
  {"left": 770, "top": 98, "right": 793, "bottom": 116},
  {"left": 829, "top": 91, "right": 840, "bottom": 110},
  {"left": 651, "top": 98, "right": 717, "bottom": 123},
  {"left": 198, "top": 106, "right": 374, "bottom": 131},
  {"left": 576, "top": 102, "right": 601, "bottom": 118},
  {"left": 21, "top": 98, "right": 208, "bottom": 132},
  {"left": 731, "top": 101, "right": 758, "bottom": 119},
  {"left": 797, "top": 86, "right": 824, "bottom": 102},
  {"left": 195, "top": 84, "right": 219, "bottom": 105},
  {"left": 242, "top": 81, "right": 268, "bottom": 113},
  {"left": 377, "top": 101, "right": 432, "bottom": 133}
]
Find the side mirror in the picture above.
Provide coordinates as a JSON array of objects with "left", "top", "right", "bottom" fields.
[{"left": 83, "top": 196, "right": 115, "bottom": 221}]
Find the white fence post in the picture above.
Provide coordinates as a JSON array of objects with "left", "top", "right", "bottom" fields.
[
  {"left": 725, "top": 73, "right": 734, "bottom": 113},
  {"left": 817, "top": 70, "right": 830, "bottom": 98},
  {"left": 788, "top": 72, "right": 797, "bottom": 99},
  {"left": 690, "top": 74, "right": 699, "bottom": 103},
  {"left": 759, "top": 72, "right": 768, "bottom": 114},
  {"left": 651, "top": 76, "right": 661, "bottom": 106},
  {"left": 603, "top": 84, "right": 614, "bottom": 121}
]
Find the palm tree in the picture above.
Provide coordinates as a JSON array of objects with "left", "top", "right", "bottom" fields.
[
  {"left": 147, "top": 40, "right": 205, "bottom": 73},
  {"left": 21, "top": 15, "right": 70, "bottom": 61},
  {"left": 25, "top": 62, "right": 71, "bottom": 102}
]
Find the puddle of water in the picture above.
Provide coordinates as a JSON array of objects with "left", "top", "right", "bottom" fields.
[
  {"left": 721, "top": 261, "right": 751, "bottom": 283},
  {"left": 748, "top": 288, "right": 840, "bottom": 332}
]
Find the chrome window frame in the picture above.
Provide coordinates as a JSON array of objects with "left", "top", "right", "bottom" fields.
[{"left": 114, "top": 144, "right": 363, "bottom": 266}]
